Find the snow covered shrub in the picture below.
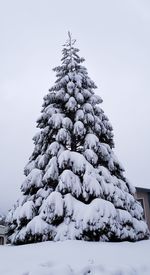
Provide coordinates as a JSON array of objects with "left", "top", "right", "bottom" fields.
[{"left": 7, "top": 32, "right": 149, "bottom": 244}]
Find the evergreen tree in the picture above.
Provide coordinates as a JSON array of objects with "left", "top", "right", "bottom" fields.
[
  {"left": 7, "top": 33, "right": 149, "bottom": 244},
  {"left": 0, "top": 214, "right": 6, "bottom": 226}
]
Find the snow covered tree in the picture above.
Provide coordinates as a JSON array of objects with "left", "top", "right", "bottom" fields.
[
  {"left": 7, "top": 32, "right": 149, "bottom": 244},
  {"left": 0, "top": 213, "right": 6, "bottom": 226}
]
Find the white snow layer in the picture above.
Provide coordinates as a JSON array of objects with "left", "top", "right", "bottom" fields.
[{"left": 1, "top": 240, "right": 150, "bottom": 275}]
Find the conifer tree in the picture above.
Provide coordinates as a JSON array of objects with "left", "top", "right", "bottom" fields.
[{"left": 7, "top": 33, "right": 149, "bottom": 244}]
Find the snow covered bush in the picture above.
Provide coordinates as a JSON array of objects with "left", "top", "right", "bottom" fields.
[{"left": 7, "top": 32, "right": 149, "bottom": 244}]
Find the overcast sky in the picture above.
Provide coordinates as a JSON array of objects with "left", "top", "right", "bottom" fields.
[{"left": 0, "top": 0, "right": 150, "bottom": 213}]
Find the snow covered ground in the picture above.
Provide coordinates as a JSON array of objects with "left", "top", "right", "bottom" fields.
[{"left": 0, "top": 240, "right": 150, "bottom": 275}]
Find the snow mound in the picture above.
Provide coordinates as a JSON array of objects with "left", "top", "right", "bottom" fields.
[
  {"left": 1, "top": 240, "right": 150, "bottom": 275},
  {"left": 28, "top": 263, "right": 149, "bottom": 275}
]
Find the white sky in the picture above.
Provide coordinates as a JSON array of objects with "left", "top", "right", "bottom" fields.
[{"left": 0, "top": 0, "right": 150, "bottom": 212}]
